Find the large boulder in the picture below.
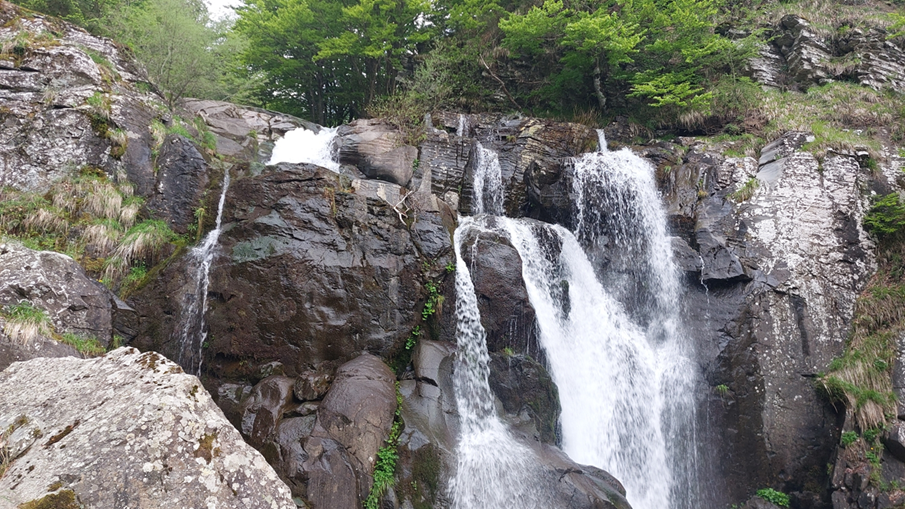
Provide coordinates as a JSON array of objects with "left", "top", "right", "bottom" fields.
[
  {"left": 457, "top": 221, "right": 539, "bottom": 357},
  {"left": 337, "top": 119, "right": 418, "bottom": 187},
  {"left": 130, "top": 163, "right": 451, "bottom": 375},
  {"left": 0, "top": 348, "right": 295, "bottom": 508},
  {"left": 0, "top": 242, "right": 134, "bottom": 357}
]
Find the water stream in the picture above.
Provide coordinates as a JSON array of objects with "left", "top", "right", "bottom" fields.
[{"left": 176, "top": 170, "right": 230, "bottom": 375}]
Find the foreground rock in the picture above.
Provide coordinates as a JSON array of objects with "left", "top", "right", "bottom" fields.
[{"left": 0, "top": 348, "right": 295, "bottom": 508}]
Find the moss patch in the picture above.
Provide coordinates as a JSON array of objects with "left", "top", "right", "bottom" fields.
[{"left": 18, "top": 489, "right": 80, "bottom": 509}]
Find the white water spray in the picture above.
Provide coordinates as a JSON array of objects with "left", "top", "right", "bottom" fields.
[
  {"left": 176, "top": 170, "right": 230, "bottom": 375},
  {"left": 268, "top": 127, "right": 340, "bottom": 172},
  {"left": 456, "top": 114, "right": 469, "bottom": 137}
]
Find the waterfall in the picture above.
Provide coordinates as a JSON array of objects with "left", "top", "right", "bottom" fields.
[
  {"left": 456, "top": 114, "right": 469, "bottom": 137},
  {"left": 268, "top": 126, "right": 340, "bottom": 172},
  {"left": 450, "top": 133, "right": 699, "bottom": 508},
  {"left": 471, "top": 142, "right": 504, "bottom": 216},
  {"left": 503, "top": 141, "right": 699, "bottom": 509},
  {"left": 176, "top": 170, "right": 231, "bottom": 375},
  {"left": 449, "top": 217, "right": 546, "bottom": 509}
]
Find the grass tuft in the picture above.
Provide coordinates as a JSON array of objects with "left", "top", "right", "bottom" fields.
[{"left": 2, "top": 301, "right": 51, "bottom": 345}]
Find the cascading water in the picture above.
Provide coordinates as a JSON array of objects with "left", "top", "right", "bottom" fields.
[
  {"left": 176, "top": 170, "right": 230, "bottom": 375},
  {"left": 456, "top": 114, "right": 469, "bottom": 137},
  {"left": 451, "top": 132, "right": 699, "bottom": 508},
  {"left": 471, "top": 142, "right": 504, "bottom": 215},
  {"left": 268, "top": 126, "right": 340, "bottom": 172},
  {"left": 449, "top": 218, "right": 547, "bottom": 509},
  {"left": 505, "top": 134, "right": 699, "bottom": 509}
]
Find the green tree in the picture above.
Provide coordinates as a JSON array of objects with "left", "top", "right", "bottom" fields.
[
  {"left": 106, "top": 0, "right": 225, "bottom": 109},
  {"left": 499, "top": 0, "right": 748, "bottom": 116}
]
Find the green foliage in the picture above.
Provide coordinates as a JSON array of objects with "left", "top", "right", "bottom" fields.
[
  {"left": 58, "top": 332, "right": 105, "bottom": 356},
  {"left": 364, "top": 382, "right": 404, "bottom": 509},
  {"left": 498, "top": 0, "right": 753, "bottom": 116},
  {"left": 422, "top": 280, "right": 440, "bottom": 320},
  {"left": 715, "top": 383, "right": 729, "bottom": 396},
  {"left": 865, "top": 194, "right": 905, "bottom": 239},
  {"left": 235, "top": 0, "right": 430, "bottom": 124},
  {"left": 3, "top": 301, "right": 49, "bottom": 325},
  {"left": 863, "top": 427, "right": 881, "bottom": 443},
  {"left": 841, "top": 430, "right": 859, "bottom": 446},
  {"left": 405, "top": 325, "right": 422, "bottom": 350},
  {"left": 104, "top": 0, "right": 230, "bottom": 110},
  {"left": 756, "top": 488, "right": 790, "bottom": 507}
]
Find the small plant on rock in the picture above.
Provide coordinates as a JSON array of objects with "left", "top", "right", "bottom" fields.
[
  {"left": 58, "top": 332, "right": 105, "bottom": 357},
  {"left": 841, "top": 431, "right": 858, "bottom": 447},
  {"left": 756, "top": 488, "right": 790, "bottom": 507}
]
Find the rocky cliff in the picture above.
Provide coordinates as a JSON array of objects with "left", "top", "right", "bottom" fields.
[{"left": 1, "top": 2, "right": 905, "bottom": 509}]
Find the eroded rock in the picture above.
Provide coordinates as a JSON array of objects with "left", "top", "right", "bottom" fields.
[{"left": 0, "top": 348, "right": 295, "bottom": 508}]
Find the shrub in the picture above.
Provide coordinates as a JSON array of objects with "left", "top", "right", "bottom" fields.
[{"left": 864, "top": 194, "right": 905, "bottom": 239}]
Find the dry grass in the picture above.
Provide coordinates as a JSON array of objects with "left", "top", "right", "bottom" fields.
[
  {"left": 82, "top": 221, "right": 122, "bottom": 256},
  {"left": 821, "top": 237, "right": 905, "bottom": 430},
  {"left": 82, "top": 182, "right": 123, "bottom": 220},
  {"left": 103, "top": 220, "right": 175, "bottom": 281},
  {"left": 24, "top": 208, "right": 67, "bottom": 234}
]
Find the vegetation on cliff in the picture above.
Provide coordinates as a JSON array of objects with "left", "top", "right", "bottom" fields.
[{"left": 821, "top": 194, "right": 905, "bottom": 430}]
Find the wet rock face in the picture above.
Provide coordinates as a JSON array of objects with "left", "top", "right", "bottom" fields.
[
  {"left": 458, "top": 223, "right": 539, "bottom": 357},
  {"left": 0, "top": 348, "right": 295, "bottom": 508},
  {"left": 661, "top": 132, "right": 877, "bottom": 505},
  {"left": 487, "top": 352, "right": 560, "bottom": 444},
  {"left": 0, "top": 243, "right": 134, "bottom": 363},
  {"left": 131, "top": 163, "right": 429, "bottom": 376},
  {"left": 208, "top": 164, "right": 422, "bottom": 369}
]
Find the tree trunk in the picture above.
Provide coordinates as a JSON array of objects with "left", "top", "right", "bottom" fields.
[{"left": 593, "top": 59, "right": 607, "bottom": 110}]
